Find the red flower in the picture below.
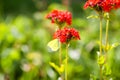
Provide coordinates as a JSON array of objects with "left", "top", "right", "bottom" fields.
[
  {"left": 53, "top": 28, "right": 80, "bottom": 43},
  {"left": 84, "top": 0, "right": 100, "bottom": 9},
  {"left": 46, "top": 10, "right": 72, "bottom": 26},
  {"left": 114, "top": 0, "right": 120, "bottom": 9},
  {"left": 101, "top": 0, "right": 115, "bottom": 12},
  {"left": 84, "top": 0, "right": 120, "bottom": 12}
]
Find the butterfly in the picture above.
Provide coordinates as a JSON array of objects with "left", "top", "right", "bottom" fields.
[{"left": 47, "top": 39, "right": 60, "bottom": 51}]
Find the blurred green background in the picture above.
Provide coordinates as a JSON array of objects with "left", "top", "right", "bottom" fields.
[{"left": 0, "top": 0, "right": 120, "bottom": 80}]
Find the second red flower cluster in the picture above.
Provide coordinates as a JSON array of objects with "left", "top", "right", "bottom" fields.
[{"left": 53, "top": 28, "right": 80, "bottom": 43}]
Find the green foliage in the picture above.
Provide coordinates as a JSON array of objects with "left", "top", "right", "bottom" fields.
[
  {"left": 90, "top": 74, "right": 97, "bottom": 80},
  {"left": 97, "top": 55, "right": 105, "bottom": 65},
  {"left": 102, "top": 42, "right": 120, "bottom": 52},
  {"left": 49, "top": 62, "right": 64, "bottom": 75},
  {"left": 87, "top": 15, "right": 99, "bottom": 19},
  {"left": 103, "top": 64, "right": 111, "bottom": 76}
]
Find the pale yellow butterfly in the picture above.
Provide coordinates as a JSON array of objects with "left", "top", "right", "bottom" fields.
[{"left": 47, "top": 39, "right": 60, "bottom": 51}]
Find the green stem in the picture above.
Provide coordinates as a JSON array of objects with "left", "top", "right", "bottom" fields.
[
  {"left": 99, "top": 15, "right": 103, "bottom": 80},
  {"left": 104, "top": 13, "right": 110, "bottom": 80},
  {"left": 58, "top": 26, "right": 63, "bottom": 79},
  {"left": 65, "top": 43, "right": 69, "bottom": 80},
  {"left": 105, "top": 13, "right": 109, "bottom": 61},
  {"left": 59, "top": 43, "right": 63, "bottom": 79},
  {"left": 100, "top": 16, "right": 102, "bottom": 57},
  {"left": 59, "top": 43, "right": 62, "bottom": 66},
  {"left": 57, "top": 26, "right": 62, "bottom": 66}
]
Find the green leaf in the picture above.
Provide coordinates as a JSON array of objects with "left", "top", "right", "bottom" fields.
[
  {"left": 90, "top": 74, "right": 97, "bottom": 80},
  {"left": 103, "top": 42, "right": 120, "bottom": 52},
  {"left": 97, "top": 41, "right": 120, "bottom": 52},
  {"left": 47, "top": 39, "right": 60, "bottom": 51},
  {"left": 98, "top": 55, "right": 105, "bottom": 65},
  {"left": 102, "top": 44, "right": 111, "bottom": 52},
  {"left": 110, "top": 42, "right": 120, "bottom": 50},
  {"left": 49, "top": 62, "right": 64, "bottom": 74},
  {"left": 103, "top": 64, "right": 111, "bottom": 76},
  {"left": 87, "top": 15, "right": 99, "bottom": 19},
  {"left": 103, "top": 13, "right": 110, "bottom": 20},
  {"left": 105, "top": 66, "right": 111, "bottom": 76}
]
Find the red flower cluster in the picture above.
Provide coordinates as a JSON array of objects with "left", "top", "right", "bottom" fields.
[
  {"left": 53, "top": 28, "right": 80, "bottom": 43},
  {"left": 46, "top": 10, "right": 72, "bottom": 25},
  {"left": 84, "top": 0, "right": 120, "bottom": 12}
]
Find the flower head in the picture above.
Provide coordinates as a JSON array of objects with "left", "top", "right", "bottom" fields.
[
  {"left": 84, "top": 0, "right": 120, "bottom": 12},
  {"left": 46, "top": 10, "right": 72, "bottom": 26},
  {"left": 53, "top": 28, "right": 80, "bottom": 43}
]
